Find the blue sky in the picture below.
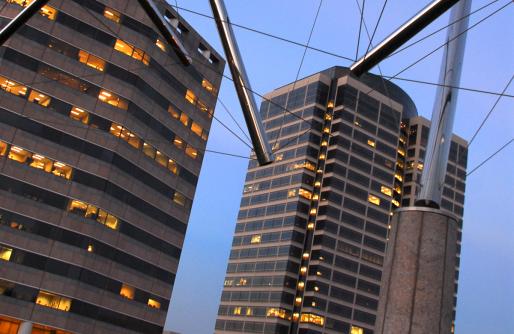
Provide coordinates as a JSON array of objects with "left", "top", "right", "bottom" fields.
[{"left": 164, "top": 1, "right": 514, "bottom": 333}]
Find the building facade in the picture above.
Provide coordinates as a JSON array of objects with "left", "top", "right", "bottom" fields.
[
  {"left": 215, "top": 67, "right": 466, "bottom": 334},
  {"left": 0, "top": 1, "right": 223, "bottom": 333}
]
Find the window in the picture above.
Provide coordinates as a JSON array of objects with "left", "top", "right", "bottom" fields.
[
  {"left": 179, "top": 112, "right": 189, "bottom": 126},
  {"left": 299, "top": 188, "right": 312, "bottom": 200},
  {"left": 0, "top": 246, "right": 12, "bottom": 261},
  {"left": 197, "top": 99, "right": 211, "bottom": 116},
  {"left": 69, "top": 106, "right": 89, "bottom": 124},
  {"left": 109, "top": 123, "right": 123, "bottom": 137},
  {"left": 173, "top": 137, "right": 185, "bottom": 150},
  {"left": 68, "top": 200, "right": 118, "bottom": 230},
  {"left": 0, "top": 141, "right": 8, "bottom": 156},
  {"left": 155, "top": 39, "right": 166, "bottom": 52},
  {"left": 351, "top": 326, "right": 364, "bottom": 334},
  {"left": 0, "top": 75, "right": 27, "bottom": 96},
  {"left": 185, "top": 145, "right": 198, "bottom": 159},
  {"left": 300, "top": 313, "right": 325, "bottom": 326},
  {"left": 68, "top": 199, "right": 88, "bottom": 216},
  {"left": 251, "top": 235, "right": 262, "bottom": 244},
  {"left": 104, "top": 7, "right": 121, "bottom": 23},
  {"left": 98, "top": 90, "right": 128, "bottom": 110},
  {"left": 114, "top": 39, "right": 150, "bottom": 65},
  {"left": 168, "top": 105, "right": 180, "bottom": 119},
  {"left": 148, "top": 298, "right": 161, "bottom": 309},
  {"left": 267, "top": 308, "right": 288, "bottom": 319},
  {"left": 30, "top": 154, "right": 53, "bottom": 172},
  {"left": 28, "top": 90, "right": 51, "bottom": 107},
  {"left": 8, "top": 146, "right": 31, "bottom": 163},
  {"left": 51, "top": 161, "right": 71, "bottom": 179},
  {"left": 368, "top": 195, "right": 381, "bottom": 206},
  {"left": 143, "top": 143, "right": 156, "bottom": 159},
  {"left": 173, "top": 192, "right": 186, "bottom": 206},
  {"left": 78, "top": 50, "right": 106, "bottom": 71},
  {"left": 98, "top": 210, "right": 119, "bottom": 230},
  {"left": 120, "top": 284, "right": 134, "bottom": 299},
  {"left": 40, "top": 5, "right": 57, "bottom": 20},
  {"left": 36, "top": 291, "right": 71, "bottom": 311},
  {"left": 191, "top": 122, "right": 203, "bottom": 137},
  {"left": 380, "top": 186, "right": 392, "bottom": 197},
  {"left": 168, "top": 159, "right": 178, "bottom": 175},
  {"left": 202, "top": 79, "right": 216, "bottom": 94},
  {"left": 185, "top": 90, "right": 196, "bottom": 105}
]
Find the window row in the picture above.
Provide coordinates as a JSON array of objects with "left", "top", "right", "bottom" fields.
[
  {"left": 226, "top": 260, "right": 300, "bottom": 274},
  {"left": 220, "top": 290, "right": 295, "bottom": 304},
  {"left": 235, "top": 216, "right": 306, "bottom": 233},
  {"left": 223, "top": 275, "right": 296, "bottom": 289},
  {"left": 218, "top": 305, "right": 292, "bottom": 320},
  {"left": 232, "top": 230, "right": 304, "bottom": 246},
  {"left": 238, "top": 201, "right": 310, "bottom": 220},
  {"left": 215, "top": 319, "right": 289, "bottom": 334},
  {"left": 229, "top": 245, "right": 302, "bottom": 260}
]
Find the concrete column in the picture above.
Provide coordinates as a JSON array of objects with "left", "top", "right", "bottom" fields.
[
  {"left": 375, "top": 207, "right": 457, "bottom": 334},
  {"left": 17, "top": 321, "right": 33, "bottom": 334}
]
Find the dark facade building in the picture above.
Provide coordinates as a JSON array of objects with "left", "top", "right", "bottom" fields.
[
  {"left": 0, "top": 1, "right": 223, "bottom": 333},
  {"left": 215, "top": 67, "right": 467, "bottom": 334}
]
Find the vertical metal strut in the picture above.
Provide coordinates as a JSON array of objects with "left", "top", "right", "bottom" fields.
[
  {"left": 417, "top": 0, "right": 472, "bottom": 207},
  {"left": 209, "top": 0, "right": 274, "bottom": 165},
  {"left": 0, "top": 0, "right": 49, "bottom": 46}
]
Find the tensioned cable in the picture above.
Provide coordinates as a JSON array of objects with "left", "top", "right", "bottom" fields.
[
  {"left": 216, "top": 98, "right": 252, "bottom": 143},
  {"left": 272, "top": 0, "right": 324, "bottom": 150},
  {"left": 468, "top": 74, "right": 514, "bottom": 146},
  {"left": 355, "top": 0, "right": 365, "bottom": 60},
  {"left": 363, "top": 0, "right": 388, "bottom": 58},
  {"left": 467, "top": 138, "right": 513, "bottom": 176}
]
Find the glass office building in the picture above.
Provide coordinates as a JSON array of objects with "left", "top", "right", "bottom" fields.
[
  {"left": 215, "top": 67, "right": 467, "bottom": 334},
  {"left": 0, "top": 0, "right": 223, "bottom": 333}
]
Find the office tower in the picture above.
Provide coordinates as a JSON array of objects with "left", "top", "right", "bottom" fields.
[
  {"left": 215, "top": 66, "right": 467, "bottom": 334},
  {"left": 0, "top": 1, "right": 223, "bottom": 333}
]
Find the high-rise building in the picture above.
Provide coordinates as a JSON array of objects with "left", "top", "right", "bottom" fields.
[
  {"left": 215, "top": 66, "right": 466, "bottom": 334},
  {"left": 0, "top": 1, "right": 223, "bottom": 333}
]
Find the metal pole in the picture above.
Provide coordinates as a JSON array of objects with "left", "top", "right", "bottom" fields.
[
  {"left": 0, "top": 0, "right": 49, "bottom": 46},
  {"left": 209, "top": 0, "right": 274, "bottom": 165},
  {"left": 417, "top": 0, "right": 471, "bottom": 207},
  {"left": 350, "top": 0, "right": 459, "bottom": 76},
  {"left": 137, "top": 0, "right": 191, "bottom": 65}
]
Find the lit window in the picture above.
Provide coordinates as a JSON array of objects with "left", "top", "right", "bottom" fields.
[
  {"left": 267, "top": 308, "right": 288, "bottom": 319},
  {"left": 185, "top": 145, "right": 198, "bottom": 159},
  {"left": 0, "top": 141, "right": 8, "bottom": 156},
  {"left": 143, "top": 143, "right": 156, "bottom": 159},
  {"left": 179, "top": 112, "right": 189, "bottom": 127},
  {"left": 233, "top": 307, "right": 242, "bottom": 315},
  {"left": 310, "top": 208, "right": 317, "bottom": 215},
  {"left": 168, "top": 105, "right": 180, "bottom": 119},
  {"left": 368, "top": 195, "right": 381, "bottom": 206},
  {"left": 87, "top": 244, "right": 94, "bottom": 253},
  {"left": 398, "top": 148, "right": 406, "bottom": 156},
  {"left": 97, "top": 210, "right": 118, "bottom": 230},
  {"left": 201, "top": 131, "right": 209, "bottom": 141},
  {"left": 155, "top": 151, "right": 168, "bottom": 167},
  {"left": 287, "top": 189, "right": 297, "bottom": 198},
  {"left": 114, "top": 39, "right": 149, "bottom": 65},
  {"left": 168, "top": 159, "right": 178, "bottom": 175},
  {"left": 300, "top": 313, "right": 325, "bottom": 326},
  {"left": 109, "top": 123, "right": 123, "bottom": 137},
  {"left": 8, "top": 146, "right": 31, "bottom": 163},
  {"left": 395, "top": 173, "right": 403, "bottom": 182},
  {"left": 191, "top": 122, "right": 203, "bottom": 137},
  {"left": 0, "top": 76, "right": 27, "bottom": 96},
  {"left": 327, "top": 101, "right": 334, "bottom": 108},
  {"left": 185, "top": 90, "right": 196, "bottom": 105},
  {"left": 155, "top": 39, "right": 166, "bottom": 52},
  {"left": 98, "top": 90, "right": 128, "bottom": 110},
  {"left": 68, "top": 199, "right": 88, "bottom": 215},
  {"left": 120, "top": 284, "right": 134, "bottom": 300},
  {"left": 52, "top": 161, "right": 72, "bottom": 179},
  {"left": 417, "top": 162, "right": 424, "bottom": 171},
  {"left": 223, "top": 279, "right": 233, "bottom": 287},
  {"left": 85, "top": 204, "right": 98, "bottom": 219},
  {"left": 30, "top": 154, "right": 53, "bottom": 172},
  {"left": 69, "top": 106, "right": 89, "bottom": 124},
  {"left": 392, "top": 199, "right": 400, "bottom": 207},
  {"left": 132, "top": 48, "right": 150, "bottom": 65},
  {"left": 173, "top": 192, "right": 186, "bottom": 206},
  {"left": 40, "top": 5, "right": 57, "bottom": 20},
  {"left": 321, "top": 140, "right": 328, "bottom": 146},
  {"left": 173, "top": 137, "right": 184, "bottom": 150},
  {"left": 275, "top": 153, "right": 284, "bottom": 162},
  {"left": 381, "top": 186, "right": 393, "bottom": 197},
  {"left": 148, "top": 298, "right": 161, "bottom": 309},
  {"left": 250, "top": 235, "right": 261, "bottom": 244},
  {"left": 367, "top": 139, "right": 376, "bottom": 147},
  {"left": 78, "top": 50, "right": 106, "bottom": 71},
  {"left": 246, "top": 307, "right": 253, "bottom": 316},
  {"left": 0, "top": 246, "right": 12, "bottom": 261},
  {"left": 237, "top": 278, "right": 247, "bottom": 286},
  {"left": 28, "top": 90, "right": 51, "bottom": 107},
  {"left": 351, "top": 326, "right": 364, "bottom": 334},
  {"left": 201, "top": 79, "right": 215, "bottom": 94},
  {"left": 299, "top": 188, "right": 312, "bottom": 200},
  {"left": 36, "top": 291, "right": 71, "bottom": 311},
  {"left": 300, "top": 266, "right": 307, "bottom": 274},
  {"left": 103, "top": 7, "right": 121, "bottom": 23},
  {"left": 197, "top": 100, "right": 211, "bottom": 116}
]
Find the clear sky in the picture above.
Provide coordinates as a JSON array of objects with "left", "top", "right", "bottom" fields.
[{"left": 164, "top": 1, "right": 514, "bottom": 333}]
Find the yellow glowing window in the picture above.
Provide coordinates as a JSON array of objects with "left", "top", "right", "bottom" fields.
[
  {"left": 319, "top": 154, "right": 326, "bottom": 160},
  {"left": 28, "top": 90, "right": 51, "bottom": 107},
  {"left": 351, "top": 326, "right": 364, "bottom": 334},
  {"left": 367, "top": 139, "right": 376, "bottom": 147},
  {"left": 52, "top": 161, "right": 72, "bottom": 179},
  {"left": 185, "top": 145, "right": 198, "bottom": 159},
  {"left": 223, "top": 279, "right": 233, "bottom": 286},
  {"left": 168, "top": 105, "right": 180, "bottom": 119},
  {"left": 299, "top": 188, "right": 312, "bottom": 200},
  {"left": 78, "top": 50, "right": 106, "bottom": 71},
  {"left": 395, "top": 173, "right": 403, "bottom": 182},
  {"left": 398, "top": 148, "right": 406, "bottom": 156},
  {"left": 267, "top": 308, "right": 287, "bottom": 319},
  {"left": 185, "top": 90, "right": 196, "bottom": 105},
  {"left": 305, "top": 161, "right": 316, "bottom": 171},
  {"left": 287, "top": 189, "right": 297, "bottom": 198},
  {"left": 68, "top": 199, "right": 88, "bottom": 214},
  {"left": 84, "top": 204, "right": 98, "bottom": 219},
  {"left": 179, "top": 112, "right": 189, "bottom": 126},
  {"left": 191, "top": 122, "right": 203, "bottom": 137},
  {"left": 96, "top": 210, "right": 118, "bottom": 230},
  {"left": 168, "top": 159, "right": 178, "bottom": 175},
  {"left": 98, "top": 90, "right": 128, "bottom": 110},
  {"left": 233, "top": 307, "right": 242, "bottom": 315},
  {"left": 126, "top": 131, "right": 141, "bottom": 149},
  {"left": 197, "top": 99, "right": 211, "bottom": 116},
  {"left": 250, "top": 235, "right": 261, "bottom": 244},
  {"left": 0, "top": 76, "right": 27, "bottom": 96},
  {"left": 300, "top": 267, "right": 307, "bottom": 274},
  {"left": 202, "top": 79, "right": 215, "bottom": 93},
  {"left": 36, "top": 291, "right": 71, "bottom": 311},
  {"left": 109, "top": 123, "right": 123, "bottom": 137},
  {"left": 30, "top": 154, "right": 53, "bottom": 172},
  {"left": 104, "top": 7, "right": 121, "bottom": 23},
  {"left": 275, "top": 153, "right": 284, "bottom": 162},
  {"left": 8, "top": 146, "right": 31, "bottom": 163},
  {"left": 143, "top": 143, "right": 156, "bottom": 159},
  {"left": 300, "top": 313, "right": 325, "bottom": 326},
  {"left": 246, "top": 307, "right": 253, "bottom": 316},
  {"left": 381, "top": 186, "right": 393, "bottom": 197},
  {"left": 172, "top": 137, "right": 183, "bottom": 151},
  {"left": 298, "top": 281, "right": 305, "bottom": 288},
  {"left": 155, "top": 39, "right": 166, "bottom": 52},
  {"left": 120, "top": 284, "right": 135, "bottom": 299},
  {"left": 417, "top": 163, "right": 424, "bottom": 171},
  {"left": 40, "top": 5, "right": 57, "bottom": 20},
  {"left": 321, "top": 140, "right": 328, "bottom": 146},
  {"left": 310, "top": 208, "right": 317, "bottom": 215},
  {"left": 392, "top": 199, "right": 400, "bottom": 207},
  {"left": 237, "top": 278, "right": 247, "bottom": 286},
  {"left": 7, "top": 0, "right": 33, "bottom": 6},
  {"left": 323, "top": 127, "right": 330, "bottom": 134},
  {"left": 173, "top": 192, "right": 186, "bottom": 206},
  {"left": 327, "top": 100, "right": 334, "bottom": 108},
  {"left": 201, "top": 131, "right": 209, "bottom": 141},
  {"left": 295, "top": 297, "right": 302, "bottom": 304},
  {"left": 0, "top": 141, "right": 8, "bottom": 156},
  {"left": 148, "top": 298, "right": 161, "bottom": 309},
  {"left": 69, "top": 106, "right": 89, "bottom": 124},
  {"left": 155, "top": 151, "right": 168, "bottom": 167},
  {"left": 114, "top": 39, "right": 134, "bottom": 57},
  {"left": 87, "top": 244, "right": 94, "bottom": 253},
  {"left": 132, "top": 48, "right": 150, "bottom": 65},
  {"left": 0, "top": 246, "right": 12, "bottom": 261},
  {"left": 368, "top": 195, "right": 381, "bottom": 206}
]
